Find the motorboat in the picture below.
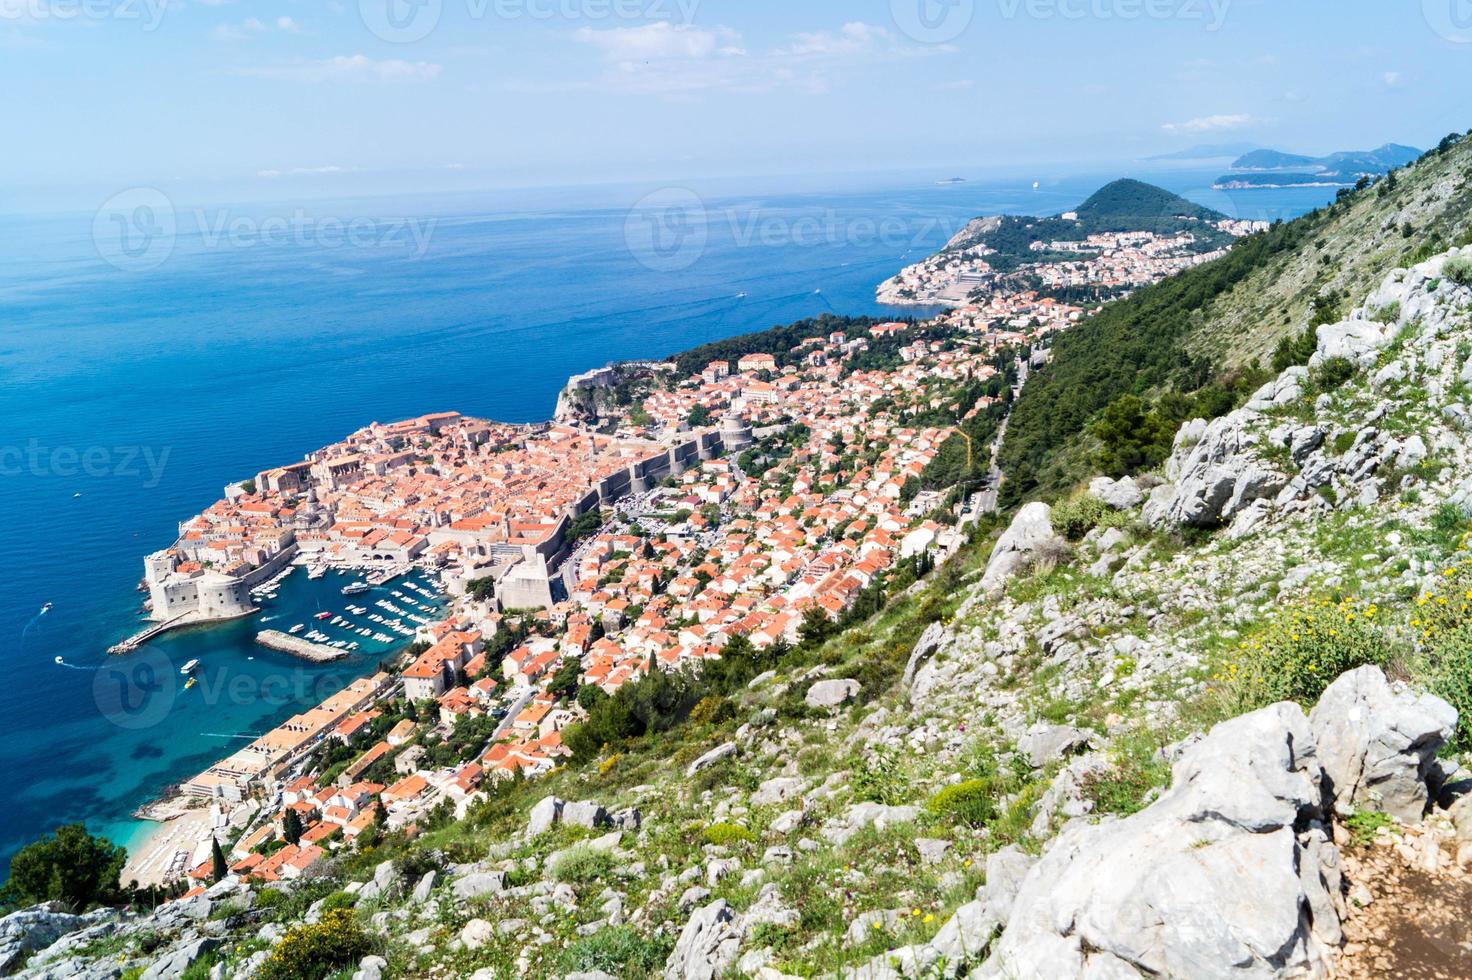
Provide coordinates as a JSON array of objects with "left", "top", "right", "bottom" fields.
[{"left": 180, "top": 659, "right": 200, "bottom": 675}]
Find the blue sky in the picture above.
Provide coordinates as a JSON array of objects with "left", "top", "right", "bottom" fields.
[{"left": 3, "top": 0, "right": 1470, "bottom": 206}]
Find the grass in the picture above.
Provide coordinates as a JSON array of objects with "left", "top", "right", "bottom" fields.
[{"left": 1344, "top": 810, "right": 1395, "bottom": 847}]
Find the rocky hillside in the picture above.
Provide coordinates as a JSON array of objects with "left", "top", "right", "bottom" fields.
[
  {"left": 12, "top": 260, "right": 1472, "bottom": 978},
  {"left": 1000, "top": 130, "right": 1472, "bottom": 503}
]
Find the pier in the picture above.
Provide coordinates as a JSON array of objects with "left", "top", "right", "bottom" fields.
[
  {"left": 107, "top": 614, "right": 192, "bottom": 655},
  {"left": 255, "top": 629, "right": 350, "bottom": 663}
]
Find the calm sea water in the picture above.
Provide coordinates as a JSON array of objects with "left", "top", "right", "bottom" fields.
[{"left": 0, "top": 168, "right": 1334, "bottom": 871}]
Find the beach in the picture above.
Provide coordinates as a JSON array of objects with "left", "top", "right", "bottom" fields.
[{"left": 120, "top": 805, "right": 213, "bottom": 889}]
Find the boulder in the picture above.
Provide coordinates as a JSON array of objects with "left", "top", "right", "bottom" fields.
[
  {"left": 450, "top": 871, "right": 508, "bottom": 900},
  {"left": 664, "top": 899, "right": 744, "bottom": 980},
  {"left": 1089, "top": 476, "right": 1144, "bottom": 510},
  {"left": 902, "top": 621, "right": 947, "bottom": 688},
  {"left": 563, "top": 800, "right": 609, "bottom": 829},
  {"left": 687, "top": 743, "right": 738, "bottom": 776},
  {"left": 0, "top": 903, "right": 106, "bottom": 975},
  {"left": 410, "top": 870, "right": 436, "bottom": 904},
  {"left": 805, "top": 679, "right": 859, "bottom": 709},
  {"left": 527, "top": 796, "right": 563, "bottom": 836},
  {"left": 980, "top": 702, "right": 1343, "bottom": 979},
  {"left": 1309, "top": 665, "right": 1457, "bottom": 822},
  {"left": 1016, "top": 723, "right": 1093, "bottom": 768},
  {"left": 459, "top": 918, "right": 494, "bottom": 951},
  {"left": 356, "top": 859, "right": 398, "bottom": 902},
  {"left": 980, "top": 502, "right": 1061, "bottom": 596},
  {"left": 752, "top": 777, "right": 805, "bottom": 807},
  {"left": 141, "top": 938, "right": 221, "bottom": 980}
]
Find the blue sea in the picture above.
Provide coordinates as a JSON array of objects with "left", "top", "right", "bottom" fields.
[{"left": 0, "top": 167, "right": 1334, "bottom": 872}]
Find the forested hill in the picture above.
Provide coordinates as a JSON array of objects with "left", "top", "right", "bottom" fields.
[
  {"left": 998, "top": 130, "right": 1472, "bottom": 506},
  {"left": 944, "top": 178, "right": 1231, "bottom": 272},
  {"left": 1070, "top": 177, "right": 1223, "bottom": 231}
]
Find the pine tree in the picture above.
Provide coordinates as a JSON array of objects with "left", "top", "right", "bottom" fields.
[
  {"left": 283, "top": 808, "right": 303, "bottom": 846},
  {"left": 210, "top": 837, "right": 228, "bottom": 882}
]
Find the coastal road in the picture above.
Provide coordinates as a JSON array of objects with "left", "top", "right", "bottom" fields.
[{"left": 492, "top": 688, "right": 537, "bottom": 741}]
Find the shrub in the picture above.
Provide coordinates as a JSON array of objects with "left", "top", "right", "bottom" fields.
[
  {"left": 851, "top": 745, "right": 908, "bottom": 805},
  {"left": 1444, "top": 254, "right": 1472, "bottom": 287},
  {"left": 1309, "top": 356, "right": 1356, "bottom": 391},
  {"left": 1050, "top": 493, "right": 1120, "bottom": 541},
  {"left": 1370, "top": 301, "right": 1400, "bottom": 325},
  {"left": 256, "top": 909, "right": 372, "bottom": 980},
  {"left": 689, "top": 696, "right": 735, "bottom": 727},
  {"left": 1220, "top": 597, "right": 1391, "bottom": 712},
  {"left": 1079, "top": 735, "right": 1170, "bottom": 817},
  {"left": 925, "top": 779, "right": 996, "bottom": 827},
  {"left": 1410, "top": 560, "right": 1472, "bottom": 748},
  {"left": 551, "top": 845, "right": 615, "bottom": 885},
  {"left": 702, "top": 823, "right": 755, "bottom": 847},
  {"left": 558, "top": 926, "right": 672, "bottom": 979}
]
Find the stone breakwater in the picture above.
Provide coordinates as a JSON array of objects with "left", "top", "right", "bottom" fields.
[{"left": 254, "top": 630, "right": 348, "bottom": 663}]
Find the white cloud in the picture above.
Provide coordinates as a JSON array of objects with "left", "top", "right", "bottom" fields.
[
  {"left": 1162, "top": 113, "right": 1256, "bottom": 134},
  {"left": 574, "top": 22, "right": 739, "bottom": 62},
  {"left": 1383, "top": 70, "right": 1402, "bottom": 87},
  {"left": 237, "top": 54, "right": 440, "bottom": 82},
  {"left": 781, "top": 22, "right": 892, "bottom": 57},
  {"left": 549, "top": 20, "right": 945, "bottom": 98},
  {"left": 213, "top": 14, "right": 299, "bottom": 41}
]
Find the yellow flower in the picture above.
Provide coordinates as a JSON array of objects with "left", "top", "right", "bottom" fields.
[
  {"left": 911, "top": 908, "right": 922, "bottom": 917},
  {"left": 923, "top": 913, "right": 935, "bottom": 923}
]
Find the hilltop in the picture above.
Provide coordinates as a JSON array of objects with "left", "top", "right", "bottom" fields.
[{"left": 878, "top": 178, "right": 1247, "bottom": 308}]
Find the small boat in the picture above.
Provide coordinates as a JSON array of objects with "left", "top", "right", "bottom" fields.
[
  {"left": 54, "top": 656, "right": 63, "bottom": 665},
  {"left": 315, "top": 611, "right": 332, "bottom": 621},
  {"left": 40, "top": 603, "right": 52, "bottom": 615},
  {"left": 341, "top": 581, "right": 371, "bottom": 596},
  {"left": 289, "top": 624, "right": 304, "bottom": 634},
  {"left": 184, "top": 677, "right": 197, "bottom": 690},
  {"left": 180, "top": 659, "right": 200, "bottom": 675}
]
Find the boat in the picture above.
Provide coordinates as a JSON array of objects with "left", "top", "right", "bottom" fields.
[
  {"left": 54, "top": 656, "right": 63, "bottom": 665},
  {"left": 289, "top": 624, "right": 304, "bottom": 634},
  {"left": 180, "top": 659, "right": 199, "bottom": 675},
  {"left": 40, "top": 602, "right": 51, "bottom": 615},
  {"left": 184, "top": 677, "right": 197, "bottom": 690},
  {"left": 315, "top": 611, "right": 333, "bottom": 621},
  {"left": 342, "top": 581, "right": 371, "bottom": 596}
]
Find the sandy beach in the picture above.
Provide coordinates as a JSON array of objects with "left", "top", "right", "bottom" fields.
[{"left": 120, "top": 808, "right": 213, "bottom": 889}]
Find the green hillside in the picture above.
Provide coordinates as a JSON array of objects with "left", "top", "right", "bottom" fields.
[
  {"left": 999, "top": 130, "right": 1472, "bottom": 505},
  {"left": 948, "top": 178, "right": 1231, "bottom": 272}
]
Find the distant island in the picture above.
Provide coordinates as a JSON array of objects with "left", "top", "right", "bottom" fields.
[
  {"left": 879, "top": 178, "right": 1264, "bottom": 307},
  {"left": 936, "top": 177, "right": 967, "bottom": 185},
  {"left": 1214, "top": 142, "right": 1421, "bottom": 189}
]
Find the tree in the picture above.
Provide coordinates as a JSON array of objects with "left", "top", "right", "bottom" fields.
[
  {"left": 283, "top": 808, "right": 304, "bottom": 846},
  {"left": 211, "top": 837, "right": 229, "bottom": 882},
  {"left": 548, "top": 656, "right": 583, "bottom": 700},
  {"left": 798, "top": 607, "right": 836, "bottom": 647},
  {"left": 1090, "top": 394, "right": 1174, "bottom": 477},
  {"left": 465, "top": 576, "right": 496, "bottom": 602},
  {"left": 0, "top": 823, "right": 127, "bottom": 911}
]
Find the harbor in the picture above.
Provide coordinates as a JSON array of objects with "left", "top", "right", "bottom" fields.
[{"left": 254, "top": 630, "right": 349, "bottom": 663}]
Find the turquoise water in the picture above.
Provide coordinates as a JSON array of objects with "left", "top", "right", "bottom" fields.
[{"left": 0, "top": 168, "right": 1335, "bottom": 871}]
